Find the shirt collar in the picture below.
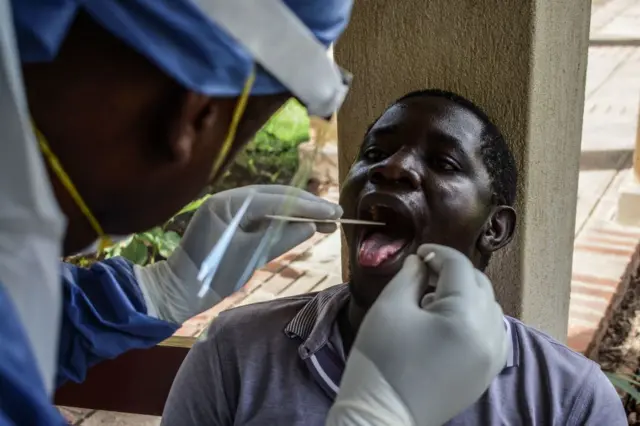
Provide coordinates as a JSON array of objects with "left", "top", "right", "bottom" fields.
[
  {"left": 284, "top": 284, "right": 519, "bottom": 369},
  {"left": 503, "top": 316, "right": 519, "bottom": 368},
  {"left": 284, "top": 284, "right": 350, "bottom": 358}
]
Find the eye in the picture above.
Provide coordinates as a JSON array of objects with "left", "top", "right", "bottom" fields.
[
  {"left": 363, "top": 147, "right": 388, "bottom": 162},
  {"left": 430, "top": 157, "right": 460, "bottom": 173}
]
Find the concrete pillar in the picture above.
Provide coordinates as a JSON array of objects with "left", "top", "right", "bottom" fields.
[
  {"left": 335, "top": 0, "right": 591, "bottom": 340},
  {"left": 635, "top": 101, "right": 640, "bottom": 181},
  {"left": 300, "top": 117, "right": 339, "bottom": 187}
]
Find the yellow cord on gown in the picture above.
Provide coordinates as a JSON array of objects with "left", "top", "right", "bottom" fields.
[
  {"left": 33, "top": 124, "right": 113, "bottom": 253},
  {"left": 209, "top": 68, "right": 256, "bottom": 181}
]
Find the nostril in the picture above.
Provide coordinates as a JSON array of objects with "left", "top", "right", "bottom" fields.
[{"left": 369, "top": 170, "right": 385, "bottom": 184}]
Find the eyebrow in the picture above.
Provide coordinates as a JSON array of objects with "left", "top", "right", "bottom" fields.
[
  {"left": 365, "top": 124, "right": 475, "bottom": 161},
  {"left": 366, "top": 123, "right": 400, "bottom": 138},
  {"left": 426, "top": 129, "right": 465, "bottom": 148},
  {"left": 368, "top": 123, "right": 468, "bottom": 148}
]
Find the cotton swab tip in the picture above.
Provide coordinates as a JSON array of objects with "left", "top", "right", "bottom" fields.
[{"left": 423, "top": 252, "right": 436, "bottom": 262}]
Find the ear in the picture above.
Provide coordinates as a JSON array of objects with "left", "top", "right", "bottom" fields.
[
  {"left": 477, "top": 206, "right": 517, "bottom": 255},
  {"left": 165, "top": 92, "right": 219, "bottom": 166}
]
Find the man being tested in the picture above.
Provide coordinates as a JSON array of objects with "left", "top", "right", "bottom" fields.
[{"left": 163, "top": 90, "right": 627, "bottom": 426}]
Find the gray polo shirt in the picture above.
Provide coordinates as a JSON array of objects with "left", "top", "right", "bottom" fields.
[{"left": 161, "top": 285, "right": 626, "bottom": 426}]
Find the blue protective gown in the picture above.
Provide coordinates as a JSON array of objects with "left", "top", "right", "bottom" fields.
[{"left": 0, "top": 257, "right": 179, "bottom": 425}]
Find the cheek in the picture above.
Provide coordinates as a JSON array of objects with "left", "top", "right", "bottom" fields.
[
  {"left": 423, "top": 185, "right": 488, "bottom": 247},
  {"left": 434, "top": 180, "right": 487, "bottom": 216},
  {"left": 339, "top": 167, "right": 368, "bottom": 209}
]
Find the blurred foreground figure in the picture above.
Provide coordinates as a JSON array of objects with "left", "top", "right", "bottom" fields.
[{"left": 0, "top": 0, "right": 350, "bottom": 423}]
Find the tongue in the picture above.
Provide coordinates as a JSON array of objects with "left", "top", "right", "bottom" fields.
[{"left": 358, "top": 232, "right": 407, "bottom": 268}]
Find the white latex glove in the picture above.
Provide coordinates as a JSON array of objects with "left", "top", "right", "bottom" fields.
[
  {"left": 135, "top": 185, "right": 342, "bottom": 324},
  {"left": 326, "top": 244, "right": 508, "bottom": 426}
]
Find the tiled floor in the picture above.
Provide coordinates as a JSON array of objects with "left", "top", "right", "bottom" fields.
[{"left": 60, "top": 0, "right": 640, "bottom": 423}]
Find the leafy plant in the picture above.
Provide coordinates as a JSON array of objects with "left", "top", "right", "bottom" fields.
[
  {"left": 102, "top": 194, "right": 211, "bottom": 264},
  {"left": 211, "top": 99, "right": 309, "bottom": 193},
  {"left": 606, "top": 372, "right": 640, "bottom": 402}
]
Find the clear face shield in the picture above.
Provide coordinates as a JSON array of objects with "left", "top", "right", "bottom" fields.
[
  {"left": 191, "top": 0, "right": 352, "bottom": 307},
  {"left": 0, "top": 1, "right": 66, "bottom": 395}
]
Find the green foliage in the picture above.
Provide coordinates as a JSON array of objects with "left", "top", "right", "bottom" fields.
[
  {"left": 104, "top": 230, "right": 179, "bottom": 265},
  {"left": 258, "top": 99, "right": 310, "bottom": 144},
  {"left": 212, "top": 99, "right": 309, "bottom": 192},
  {"left": 606, "top": 372, "right": 640, "bottom": 402},
  {"left": 69, "top": 99, "right": 309, "bottom": 267},
  {"left": 174, "top": 194, "right": 212, "bottom": 217},
  {"left": 102, "top": 193, "right": 211, "bottom": 264}
]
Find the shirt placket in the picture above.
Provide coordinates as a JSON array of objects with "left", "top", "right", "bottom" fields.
[{"left": 303, "top": 344, "right": 345, "bottom": 400}]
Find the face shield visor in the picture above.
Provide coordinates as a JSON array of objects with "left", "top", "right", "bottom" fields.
[
  {"left": 0, "top": 1, "right": 66, "bottom": 396},
  {"left": 189, "top": 0, "right": 352, "bottom": 300}
]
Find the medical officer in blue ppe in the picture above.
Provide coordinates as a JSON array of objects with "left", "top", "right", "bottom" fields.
[
  {"left": 1, "top": 1, "right": 351, "bottom": 424},
  {"left": 0, "top": 0, "right": 510, "bottom": 425}
]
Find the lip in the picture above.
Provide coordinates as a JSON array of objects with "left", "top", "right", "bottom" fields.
[{"left": 355, "top": 191, "right": 420, "bottom": 275}]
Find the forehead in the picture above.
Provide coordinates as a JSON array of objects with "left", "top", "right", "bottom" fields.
[{"left": 369, "top": 96, "right": 487, "bottom": 150}]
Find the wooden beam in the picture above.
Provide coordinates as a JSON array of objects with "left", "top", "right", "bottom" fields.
[{"left": 54, "top": 337, "right": 195, "bottom": 416}]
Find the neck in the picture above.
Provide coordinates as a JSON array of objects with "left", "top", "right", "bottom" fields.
[
  {"left": 45, "top": 165, "right": 97, "bottom": 257},
  {"left": 339, "top": 290, "right": 367, "bottom": 356}
]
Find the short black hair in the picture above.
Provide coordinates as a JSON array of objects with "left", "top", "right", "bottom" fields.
[{"left": 367, "top": 89, "right": 518, "bottom": 208}]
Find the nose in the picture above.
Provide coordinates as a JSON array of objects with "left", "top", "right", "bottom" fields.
[{"left": 367, "top": 153, "right": 421, "bottom": 190}]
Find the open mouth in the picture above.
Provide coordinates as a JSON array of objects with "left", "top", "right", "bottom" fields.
[{"left": 356, "top": 194, "right": 417, "bottom": 271}]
